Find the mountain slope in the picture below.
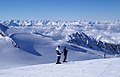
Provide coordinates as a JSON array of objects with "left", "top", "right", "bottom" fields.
[
  {"left": 0, "top": 32, "right": 102, "bottom": 69},
  {"left": 10, "top": 33, "right": 42, "bottom": 56},
  {"left": 0, "top": 21, "right": 120, "bottom": 70},
  {"left": 68, "top": 32, "right": 120, "bottom": 55},
  {"left": 0, "top": 58, "right": 120, "bottom": 77}
]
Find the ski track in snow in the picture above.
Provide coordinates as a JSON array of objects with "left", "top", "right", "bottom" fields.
[{"left": 97, "top": 62, "right": 112, "bottom": 77}]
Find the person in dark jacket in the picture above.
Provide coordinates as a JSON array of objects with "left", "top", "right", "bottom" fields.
[
  {"left": 56, "top": 45, "right": 62, "bottom": 64},
  {"left": 63, "top": 47, "right": 68, "bottom": 62}
]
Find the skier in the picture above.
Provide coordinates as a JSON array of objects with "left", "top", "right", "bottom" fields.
[
  {"left": 56, "top": 45, "right": 62, "bottom": 64},
  {"left": 63, "top": 47, "right": 68, "bottom": 62}
]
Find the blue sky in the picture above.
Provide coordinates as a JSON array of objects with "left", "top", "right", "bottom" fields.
[{"left": 0, "top": 0, "right": 120, "bottom": 20}]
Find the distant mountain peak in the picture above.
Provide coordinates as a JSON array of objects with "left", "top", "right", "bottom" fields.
[{"left": 68, "top": 31, "right": 120, "bottom": 55}]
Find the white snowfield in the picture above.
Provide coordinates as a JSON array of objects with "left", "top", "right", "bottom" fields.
[
  {"left": 0, "top": 58, "right": 120, "bottom": 77},
  {"left": 0, "top": 33, "right": 101, "bottom": 69},
  {"left": 0, "top": 20, "right": 120, "bottom": 77}
]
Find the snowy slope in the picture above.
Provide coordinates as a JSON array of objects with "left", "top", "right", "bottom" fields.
[
  {"left": 0, "top": 32, "right": 102, "bottom": 69},
  {"left": 0, "top": 20, "right": 120, "bottom": 71},
  {"left": 68, "top": 32, "right": 120, "bottom": 55},
  {"left": 0, "top": 58, "right": 120, "bottom": 77}
]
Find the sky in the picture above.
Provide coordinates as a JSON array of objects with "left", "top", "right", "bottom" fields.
[{"left": 0, "top": 0, "right": 120, "bottom": 20}]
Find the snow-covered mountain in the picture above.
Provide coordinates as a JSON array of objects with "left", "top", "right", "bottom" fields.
[
  {"left": 68, "top": 32, "right": 120, "bottom": 55},
  {"left": 0, "top": 20, "right": 120, "bottom": 76},
  {"left": 0, "top": 20, "right": 120, "bottom": 77},
  {"left": 0, "top": 22, "right": 103, "bottom": 69},
  {"left": 1, "top": 20, "right": 120, "bottom": 43}
]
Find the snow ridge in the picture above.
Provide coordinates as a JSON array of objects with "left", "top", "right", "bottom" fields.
[{"left": 68, "top": 32, "right": 120, "bottom": 55}]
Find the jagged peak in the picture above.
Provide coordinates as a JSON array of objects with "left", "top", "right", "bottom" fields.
[{"left": 68, "top": 31, "right": 120, "bottom": 55}]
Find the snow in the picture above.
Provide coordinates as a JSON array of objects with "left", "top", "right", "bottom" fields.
[
  {"left": 1, "top": 20, "right": 120, "bottom": 44},
  {"left": 0, "top": 31, "right": 101, "bottom": 69},
  {"left": 0, "top": 58, "right": 120, "bottom": 77},
  {"left": 0, "top": 20, "right": 120, "bottom": 77}
]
